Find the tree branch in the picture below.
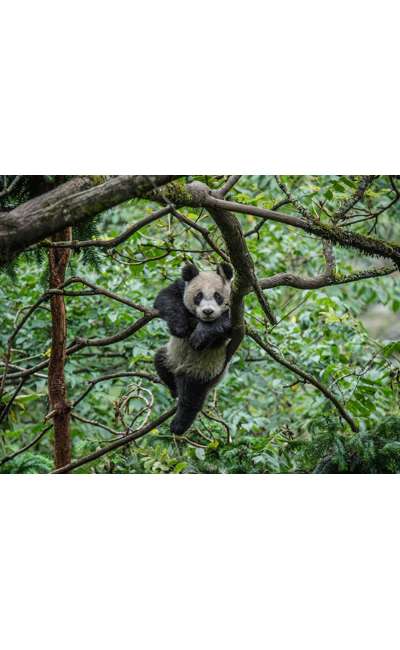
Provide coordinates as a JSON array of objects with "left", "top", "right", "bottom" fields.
[
  {"left": 41, "top": 206, "right": 171, "bottom": 249},
  {"left": 216, "top": 175, "right": 242, "bottom": 197},
  {"left": 334, "top": 176, "right": 376, "bottom": 221},
  {"left": 256, "top": 263, "right": 396, "bottom": 291},
  {"left": 201, "top": 195, "right": 400, "bottom": 266},
  {"left": 0, "top": 425, "right": 52, "bottom": 468},
  {"left": 51, "top": 407, "right": 176, "bottom": 474},
  {"left": 0, "top": 175, "right": 180, "bottom": 262},
  {"left": 248, "top": 328, "right": 358, "bottom": 432}
]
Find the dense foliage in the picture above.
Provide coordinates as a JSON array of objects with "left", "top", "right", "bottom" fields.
[{"left": 1, "top": 175, "right": 399, "bottom": 472}]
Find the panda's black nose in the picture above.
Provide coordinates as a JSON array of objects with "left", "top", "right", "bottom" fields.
[{"left": 203, "top": 308, "right": 214, "bottom": 316}]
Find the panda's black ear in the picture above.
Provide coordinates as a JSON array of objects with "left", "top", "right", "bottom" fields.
[
  {"left": 182, "top": 263, "right": 199, "bottom": 282},
  {"left": 217, "top": 263, "right": 234, "bottom": 282}
]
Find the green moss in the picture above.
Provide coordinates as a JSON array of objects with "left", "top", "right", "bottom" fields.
[{"left": 87, "top": 176, "right": 108, "bottom": 186}]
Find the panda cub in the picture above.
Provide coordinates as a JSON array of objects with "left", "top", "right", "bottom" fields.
[{"left": 154, "top": 262, "right": 233, "bottom": 435}]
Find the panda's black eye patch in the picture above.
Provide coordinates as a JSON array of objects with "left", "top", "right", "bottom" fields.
[
  {"left": 194, "top": 291, "right": 203, "bottom": 305},
  {"left": 214, "top": 292, "right": 223, "bottom": 305}
]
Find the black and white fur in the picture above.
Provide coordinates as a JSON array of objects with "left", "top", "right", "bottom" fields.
[{"left": 154, "top": 262, "right": 233, "bottom": 435}]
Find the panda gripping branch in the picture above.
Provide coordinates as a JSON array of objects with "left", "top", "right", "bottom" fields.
[{"left": 154, "top": 262, "right": 233, "bottom": 435}]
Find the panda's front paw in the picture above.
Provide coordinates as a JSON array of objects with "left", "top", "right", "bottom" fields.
[
  {"left": 189, "top": 328, "right": 209, "bottom": 351},
  {"left": 169, "top": 322, "right": 191, "bottom": 338}
]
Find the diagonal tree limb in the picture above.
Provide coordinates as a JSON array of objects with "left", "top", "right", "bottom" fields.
[
  {"left": 216, "top": 175, "right": 242, "bottom": 197},
  {"left": 334, "top": 176, "right": 376, "bottom": 221},
  {"left": 248, "top": 327, "right": 358, "bottom": 432},
  {"left": 0, "top": 175, "right": 22, "bottom": 199},
  {"left": 5, "top": 313, "right": 157, "bottom": 382},
  {"left": 51, "top": 407, "right": 176, "bottom": 474},
  {"left": 170, "top": 208, "right": 230, "bottom": 262},
  {"left": 0, "top": 424, "right": 53, "bottom": 468}
]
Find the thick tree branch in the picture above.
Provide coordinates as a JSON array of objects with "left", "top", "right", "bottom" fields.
[
  {"left": 0, "top": 175, "right": 180, "bottom": 262},
  {"left": 201, "top": 195, "right": 400, "bottom": 266},
  {"left": 256, "top": 263, "right": 396, "bottom": 291}
]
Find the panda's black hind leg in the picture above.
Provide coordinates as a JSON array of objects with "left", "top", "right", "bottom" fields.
[
  {"left": 154, "top": 347, "right": 177, "bottom": 397},
  {"left": 170, "top": 374, "right": 210, "bottom": 435}
]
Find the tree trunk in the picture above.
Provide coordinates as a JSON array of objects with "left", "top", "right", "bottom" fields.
[{"left": 48, "top": 228, "right": 72, "bottom": 469}]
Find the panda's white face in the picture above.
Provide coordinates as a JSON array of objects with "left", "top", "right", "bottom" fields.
[{"left": 183, "top": 269, "right": 232, "bottom": 322}]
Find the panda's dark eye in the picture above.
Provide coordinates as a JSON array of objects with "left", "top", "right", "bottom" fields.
[
  {"left": 194, "top": 291, "right": 203, "bottom": 306},
  {"left": 214, "top": 292, "right": 223, "bottom": 305}
]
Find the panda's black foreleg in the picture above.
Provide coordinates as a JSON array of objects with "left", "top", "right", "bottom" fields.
[
  {"left": 154, "top": 281, "right": 194, "bottom": 338},
  {"left": 189, "top": 311, "right": 232, "bottom": 351},
  {"left": 154, "top": 347, "right": 177, "bottom": 397},
  {"left": 170, "top": 374, "right": 210, "bottom": 435}
]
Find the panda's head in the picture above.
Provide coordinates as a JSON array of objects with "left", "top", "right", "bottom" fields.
[{"left": 182, "top": 262, "right": 233, "bottom": 322}]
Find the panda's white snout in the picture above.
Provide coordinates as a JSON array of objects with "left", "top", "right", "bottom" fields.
[{"left": 202, "top": 307, "right": 214, "bottom": 317}]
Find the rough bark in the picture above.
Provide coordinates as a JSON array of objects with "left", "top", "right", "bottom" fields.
[
  {"left": 0, "top": 175, "right": 179, "bottom": 263},
  {"left": 48, "top": 227, "right": 72, "bottom": 469}
]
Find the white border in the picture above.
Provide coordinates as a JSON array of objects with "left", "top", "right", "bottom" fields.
[
  {"left": 1, "top": 1, "right": 400, "bottom": 647},
  {"left": 1, "top": 476, "right": 399, "bottom": 649}
]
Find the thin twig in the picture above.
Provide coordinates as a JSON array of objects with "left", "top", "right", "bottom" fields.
[
  {"left": 0, "top": 424, "right": 52, "bottom": 468},
  {"left": 40, "top": 206, "right": 171, "bottom": 249},
  {"left": 216, "top": 176, "right": 242, "bottom": 197}
]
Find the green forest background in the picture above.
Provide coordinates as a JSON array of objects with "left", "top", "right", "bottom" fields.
[{"left": 1, "top": 175, "right": 399, "bottom": 473}]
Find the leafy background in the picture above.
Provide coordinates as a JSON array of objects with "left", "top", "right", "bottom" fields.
[{"left": 1, "top": 175, "right": 400, "bottom": 473}]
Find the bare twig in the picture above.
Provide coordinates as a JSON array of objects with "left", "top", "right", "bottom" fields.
[
  {"left": 71, "top": 413, "right": 122, "bottom": 436},
  {"left": 72, "top": 371, "right": 160, "bottom": 410},
  {"left": 202, "top": 410, "right": 232, "bottom": 444},
  {"left": 171, "top": 209, "right": 230, "bottom": 262},
  {"left": 0, "top": 175, "right": 21, "bottom": 199},
  {"left": 275, "top": 176, "right": 315, "bottom": 222},
  {"left": 216, "top": 176, "right": 242, "bottom": 197},
  {"left": 51, "top": 276, "right": 155, "bottom": 315},
  {"left": 0, "top": 424, "right": 52, "bottom": 468},
  {"left": 41, "top": 206, "right": 171, "bottom": 249},
  {"left": 334, "top": 176, "right": 376, "bottom": 221},
  {"left": 0, "top": 378, "right": 28, "bottom": 425}
]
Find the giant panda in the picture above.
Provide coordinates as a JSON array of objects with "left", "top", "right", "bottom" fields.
[{"left": 154, "top": 262, "right": 233, "bottom": 435}]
